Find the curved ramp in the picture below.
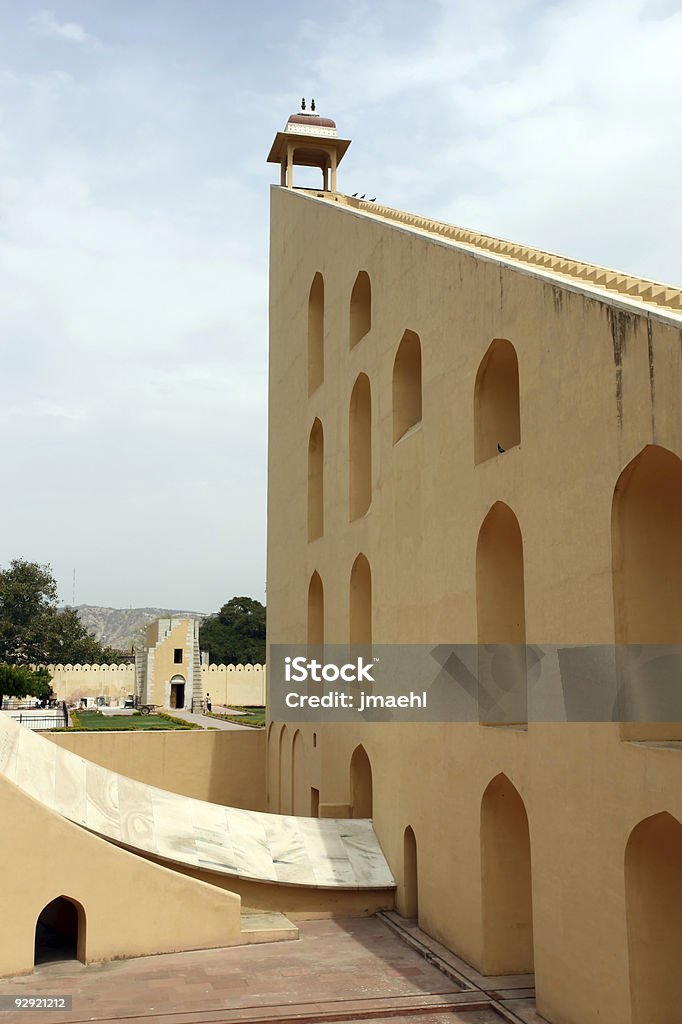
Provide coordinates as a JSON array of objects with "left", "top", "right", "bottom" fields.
[{"left": 0, "top": 715, "right": 395, "bottom": 890}]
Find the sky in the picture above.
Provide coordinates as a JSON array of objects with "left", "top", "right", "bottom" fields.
[{"left": 0, "top": 0, "right": 681, "bottom": 612}]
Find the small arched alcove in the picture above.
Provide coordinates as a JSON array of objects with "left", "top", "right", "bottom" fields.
[
  {"left": 476, "top": 503, "right": 527, "bottom": 724},
  {"left": 480, "top": 774, "right": 533, "bottom": 974},
  {"left": 474, "top": 339, "right": 520, "bottom": 464},
  {"left": 392, "top": 330, "right": 422, "bottom": 443},
  {"left": 307, "top": 571, "right": 324, "bottom": 646},
  {"left": 612, "top": 445, "right": 682, "bottom": 739},
  {"left": 625, "top": 812, "right": 682, "bottom": 1024},
  {"left": 35, "top": 896, "right": 85, "bottom": 966},
  {"left": 402, "top": 826, "right": 419, "bottom": 920},
  {"left": 308, "top": 418, "right": 324, "bottom": 542},
  {"left": 350, "top": 271, "right": 371, "bottom": 348},
  {"left": 350, "top": 744, "right": 373, "bottom": 818},
  {"left": 350, "top": 553, "right": 372, "bottom": 645},
  {"left": 308, "top": 273, "right": 324, "bottom": 395},
  {"left": 349, "top": 373, "right": 372, "bottom": 520}
]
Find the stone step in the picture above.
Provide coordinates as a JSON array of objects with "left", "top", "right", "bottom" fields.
[{"left": 240, "top": 910, "right": 299, "bottom": 945}]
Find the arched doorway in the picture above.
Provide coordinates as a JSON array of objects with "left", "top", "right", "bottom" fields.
[
  {"left": 350, "top": 744, "right": 373, "bottom": 818},
  {"left": 169, "top": 675, "right": 185, "bottom": 709},
  {"left": 35, "top": 896, "right": 85, "bottom": 966},
  {"left": 401, "top": 825, "right": 418, "bottom": 920},
  {"left": 480, "top": 774, "right": 533, "bottom": 974},
  {"left": 625, "top": 812, "right": 682, "bottom": 1023}
]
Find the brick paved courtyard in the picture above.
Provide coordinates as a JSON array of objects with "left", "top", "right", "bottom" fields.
[{"left": 0, "top": 916, "right": 543, "bottom": 1024}]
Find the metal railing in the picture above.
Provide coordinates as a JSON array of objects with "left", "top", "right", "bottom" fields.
[{"left": 2, "top": 702, "right": 69, "bottom": 730}]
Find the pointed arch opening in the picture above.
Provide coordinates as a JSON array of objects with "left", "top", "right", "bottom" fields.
[
  {"left": 392, "top": 330, "right": 422, "bottom": 443},
  {"left": 350, "top": 744, "right": 373, "bottom": 818},
  {"left": 476, "top": 503, "right": 527, "bottom": 725},
  {"left": 612, "top": 445, "right": 682, "bottom": 740},
  {"left": 350, "top": 553, "right": 372, "bottom": 645},
  {"left": 308, "top": 418, "right": 324, "bottom": 542},
  {"left": 350, "top": 270, "right": 371, "bottom": 348},
  {"left": 625, "top": 812, "right": 682, "bottom": 1023},
  {"left": 277, "top": 724, "right": 289, "bottom": 814},
  {"left": 307, "top": 571, "right": 324, "bottom": 646},
  {"left": 308, "top": 273, "right": 324, "bottom": 394},
  {"left": 291, "top": 730, "right": 306, "bottom": 815},
  {"left": 349, "top": 373, "right": 372, "bottom": 520},
  {"left": 480, "top": 774, "right": 533, "bottom": 974},
  {"left": 35, "top": 896, "right": 86, "bottom": 966},
  {"left": 474, "top": 339, "right": 520, "bottom": 464},
  {"left": 401, "top": 826, "right": 418, "bottom": 920}
]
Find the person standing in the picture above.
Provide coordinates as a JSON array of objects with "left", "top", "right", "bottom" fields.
[{"left": 206, "top": 692, "right": 212, "bottom": 713}]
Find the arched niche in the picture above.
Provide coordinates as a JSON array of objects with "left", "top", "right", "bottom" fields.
[
  {"left": 350, "top": 270, "right": 371, "bottom": 348},
  {"left": 476, "top": 502, "right": 527, "bottom": 725},
  {"left": 625, "top": 812, "right": 682, "bottom": 1024},
  {"left": 308, "top": 418, "right": 324, "bottom": 541},
  {"left": 393, "top": 330, "right": 422, "bottom": 443},
  {"left": 349, "top": 373, "right": 372, "bottom": 520},
  {"left": 307, "top": 571, "right": 324, "bottom": 646},
  {"left": 350, "top": 553, "right": 372, "bottom": 645},
  {"left": 350, "top": 744, "right": 373, "bottom": 818},
  {"left": 474, "top": 339, "right": 520, "bottom": 464},
  {"left": 612, "top": 445, "right": 682, "bottom": 739},
  {"left": 308, "top": 273, "right": 324, "bottom": 394}
]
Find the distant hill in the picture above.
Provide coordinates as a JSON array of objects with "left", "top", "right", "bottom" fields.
[{"left": 71, "top": 605, "right": 208, "bottom": 653}]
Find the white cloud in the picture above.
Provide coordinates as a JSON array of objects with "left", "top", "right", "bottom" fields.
[{"left": 28, "top": 9, "right": 101, "bottom": 47}]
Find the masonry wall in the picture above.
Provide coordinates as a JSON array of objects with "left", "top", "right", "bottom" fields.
[
  {"left": 266, "top": 186, "right": 682, "bottom": 1024},
  {"left": 41, "top": 662, "right": 265, "bottom": 707},
  {"left": 0, "top": 775, "right": 241, "bottom": 977},
  {"left": 47, "top": 729, "right": 266, "bottom": 810}
]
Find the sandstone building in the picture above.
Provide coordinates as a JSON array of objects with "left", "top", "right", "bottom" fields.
[{"left": 265, "top": 108, "right": 682, "bottom": 1024}]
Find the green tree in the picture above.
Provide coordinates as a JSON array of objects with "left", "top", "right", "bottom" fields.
[
  {"left": 0, "top": 665, "right": 53, "bottom": 707},
  {"left": 0, "top": 558, "right": 121, "bottom": 665},
  {"left": 199, "top": 597, "right": 266, "bottom": 665}
]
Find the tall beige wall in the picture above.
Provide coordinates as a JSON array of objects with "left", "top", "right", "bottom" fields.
[
  {"left": 47, "top": 729, "right": 266, "bottom": 810},
  {"left": 0, "top": 775, "right": 241, "bottom": 978},
  {"left": 266, "top": 186, "right": 682, "bottom": 1024}
]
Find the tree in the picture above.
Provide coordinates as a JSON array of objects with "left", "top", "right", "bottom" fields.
[
  {"left": 199, "top": 597, "right": 266, "bottom": 665},
  {"left": 0, "top": 558, "right": 121, "bottom": 665},
  {"left": 0, "top": 665, "right": 53, "bottom": 707}
]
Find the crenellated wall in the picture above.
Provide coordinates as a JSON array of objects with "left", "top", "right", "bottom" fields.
[{"left": 33, "top": 662, "right": 266, "bottom": 707}]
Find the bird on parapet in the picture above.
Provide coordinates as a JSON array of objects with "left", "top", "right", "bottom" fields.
[
  {"left": 497, "top": 443, "right": 505, "bottom": 454},
  {"left": 360, "top": 194, "right": 366, "bottom": 199},
  {"left": 369, "top": 197, "right": 376, "bottom": 202},
  {"left": 352, "top": 193, "right": 358, "bottom": 197}
]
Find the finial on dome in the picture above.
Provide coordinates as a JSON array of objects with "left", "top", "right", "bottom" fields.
[
  {"left": 311, "top": 98, "right": 316, "bottom": 112},
  {"left": 301, "top": 97, "right": 306, "bottom": 111}
]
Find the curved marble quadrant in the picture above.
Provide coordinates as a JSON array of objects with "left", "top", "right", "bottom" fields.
[{"left": 0, "top": 715, "right": 395, "bottom": 890}]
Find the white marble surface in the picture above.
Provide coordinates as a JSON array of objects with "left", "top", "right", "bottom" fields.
[{"left": 0, "top": 714, "right": 395, "bottom": 890}]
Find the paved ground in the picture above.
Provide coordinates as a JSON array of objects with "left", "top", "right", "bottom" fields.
[
  {"left": 170, "top": 706, "right": 255, "bottom": 731},
  {"left": 0, "top": 916, "right": 545, "bottom": 1024}
]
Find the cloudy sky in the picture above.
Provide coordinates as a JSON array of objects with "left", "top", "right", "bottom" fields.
[{"left": 0, "top": 0, "right": 680, "bottom": 612}]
